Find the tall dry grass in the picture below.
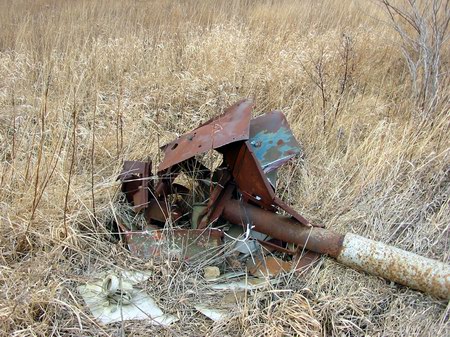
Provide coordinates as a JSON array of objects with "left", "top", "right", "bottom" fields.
[{"left": 0, "top": 0, "right": 449, "bottom": 336}]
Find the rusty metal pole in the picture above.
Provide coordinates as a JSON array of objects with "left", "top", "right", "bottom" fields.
[
  {"left": 222, "top": 199, "right": 450, "bottom": 300},
  {"left": 222, "top": 199, "right": 345, "bottom": 256},
  {"left": 336, "top": 234, "right": 450, "bottom": 300}
]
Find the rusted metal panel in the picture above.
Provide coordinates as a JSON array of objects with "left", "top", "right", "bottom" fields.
[
  {"left": 221, "top": 142, "right": 277, "bottom": 210},
  {"left": 143, "top": 199, "right": 183, "bottom": 223},
  {"left": 158, "top": 100, "right": 253, "bottom": 172},
  {"left": 293, "top": 250, "right": 321, "bottom": 272},
  {"left": 197, "top": 170, "right": 231, "bottom": 229},
  {"left": 337, "top": 233, "right": 450, "bottom": 300},
  {"left": 122, "top": 228, "right": 223, "bottom": 261},
  {"left": 254, "top": 239, "right": 319, "bottom": 271},
  {"left": 206, "top": 183, "right": 235, "bottom": 226},
  {"left": 221, "top": 141, "right": 311, "bottom": 225},
  {"left": 249, "top": 110, "right": 301, "bottom": 174},
  {"left": 247, "top": 256, "right": 292, "bottom": 277},
  {"left": 118, "top": 161, "right": 152, "bottom": 212},
  {"left": 258, "top": 239, "right": 295, "bottom": 254},
  {"left": 274, "top": 196, "right": 312, "bottom": 227}
]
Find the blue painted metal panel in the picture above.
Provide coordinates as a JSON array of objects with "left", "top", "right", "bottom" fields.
[{"left": 249, "top": 111, "right": 301, "bottom": 186}]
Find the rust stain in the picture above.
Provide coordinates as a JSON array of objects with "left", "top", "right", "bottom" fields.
[
  {"left": 121, "top": 228, "right": 223, "bottom": 261},
  {"left": 247, "top": 256, "right": 292, "bottom": 277}
]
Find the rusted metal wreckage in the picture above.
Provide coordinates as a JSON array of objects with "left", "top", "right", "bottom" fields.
[{"left": 117, "top": 99, "right": 450, "bottom": 300}]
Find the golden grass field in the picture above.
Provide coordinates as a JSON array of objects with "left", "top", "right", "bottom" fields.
[{"left": 0, "top": 0, "right": 449, "bottom": 336}]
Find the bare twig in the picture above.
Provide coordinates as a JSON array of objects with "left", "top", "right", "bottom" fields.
[
  {"left": 63, "top": 89, "right": 78, "bottom": 237},
  {"left": 91, "top": 93, "right": 98, "bottom": 227},
  {"left": 381, "top": 0, "right": 450, "bottom": 117},
  {"left": 333, "top": 34, "right": 354, "bottom": 125},
  {"left": 29, "top": 75, "right": 50, "bottom": 225}
]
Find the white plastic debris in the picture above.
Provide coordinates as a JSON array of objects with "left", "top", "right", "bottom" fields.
[
  {"left": 209, "top": 276, "right": 281, "bottom": 291},
  {"left": 194, "top": 304, "right": 228, "bottom": 321},
  {"left": 77, "top": 270, "right": 178, "bottom": 325}
]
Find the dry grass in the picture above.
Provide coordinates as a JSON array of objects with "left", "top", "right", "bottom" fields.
[{"left": 0, "top": 0, "right": 449, "bottom": 336}]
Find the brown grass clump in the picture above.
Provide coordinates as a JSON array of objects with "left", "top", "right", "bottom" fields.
[{"left": 0, "top": 0, "right": 449, "bottom": 336}]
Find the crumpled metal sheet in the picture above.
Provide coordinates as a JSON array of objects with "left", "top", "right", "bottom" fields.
[
  {"left": 120, "top": 228, "right": 223, "bottom": 261},
  {"left": 158, "top": 100, "right": 253, "bottom": 172}
]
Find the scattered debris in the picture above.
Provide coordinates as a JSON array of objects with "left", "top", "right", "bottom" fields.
[
  {"left": 113, "top": 98, "right": 449, "bottom": 303},
  {"left": 77, "top": 270, "right": 178, "bottom": 325},
  {"left": 117, "top": 100, "right": 315, "bottom": 267}
]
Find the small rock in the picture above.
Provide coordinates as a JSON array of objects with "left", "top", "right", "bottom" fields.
[{"left": 203, "top": 266, "right": 220, "bottom": 280}]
